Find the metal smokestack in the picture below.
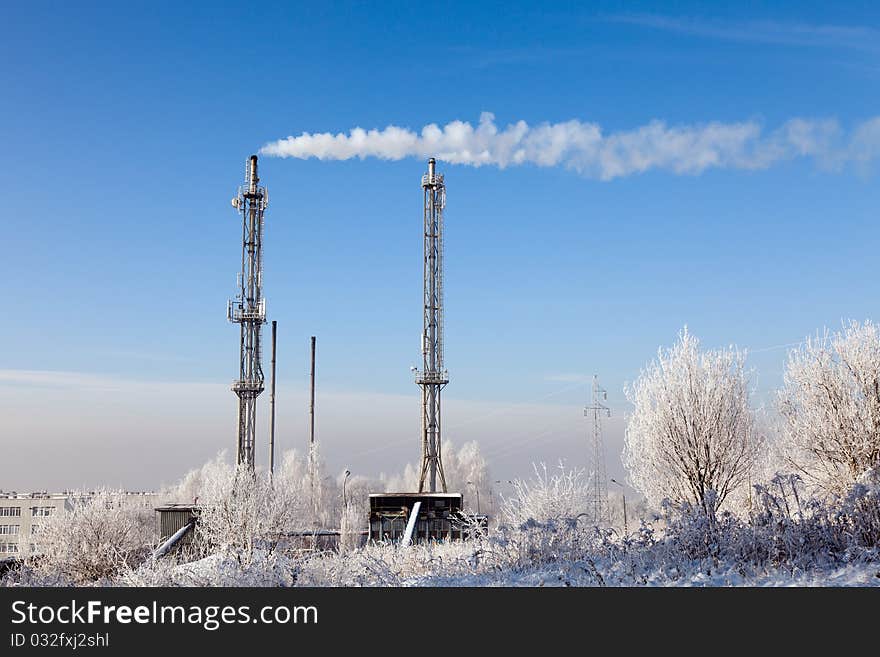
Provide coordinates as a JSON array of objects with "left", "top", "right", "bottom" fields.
[
  {"left": 416, "top": 157, "right": 448, "bottom": 493},
  {"left": 229, "top": 154, "right": 268, "bottom": 471},
  {"left": 269, "top": 320, "right": 277, "bottom": 477},
  {"left": 248, "top": 155, "right": 259, "bottom": 194},
  {"left": 307, "top": 335, "right": 317, "bottom": 523},
  {"left": 309, "top": 336, "right": 316, "bottom": 446}
]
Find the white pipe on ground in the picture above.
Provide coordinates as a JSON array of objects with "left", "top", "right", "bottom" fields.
[
  {"left": 152, "top": 522, "right": 194, "bottom": 560},
  {"left": 401, "top": 501, "right": 422, "bottom": 546}
]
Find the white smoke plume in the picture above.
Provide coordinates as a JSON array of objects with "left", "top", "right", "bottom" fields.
[{"left": 261, "top": 112, "right": 880, "bottom": 180}]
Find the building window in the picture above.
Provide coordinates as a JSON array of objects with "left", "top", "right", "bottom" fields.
[
  {"left": 0, "top": 507, "right": 22, "bottom": 517},
  {"left": 0, "top": 543, "right": 19, "bottom": 553},
  {"left": 0, "top": 525, "right": 20, "bottom": 535},
  {"left": 30, "top": 524, "right": 42, "bottom": 535},
  {"left": 31, "top": 507, "right": 53, "bottom": 517}
]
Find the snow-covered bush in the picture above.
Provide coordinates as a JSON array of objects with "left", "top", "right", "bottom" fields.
[
  {"left": 777, "top": 320, "right": 880, "bottom": 494},
  {"left": 624, "top": 328, "right": 760, "bottom": 517},
  {"left": 123, "top": 549, "right": 298, "bottom": 587},
  {"left": 500, "top": 462, "right": 591, "bottom": 526},
  {"left": 295, "top": 539, "right": 492, "bottom": 587},
  {"left": 749, "top": 470, "right": 880, "bottom": 566},
  {"left": 22, "top": 489, "right": 154, "bottom": 585},
  {"left": 629, "top": 470, "right": 880, "bottom": 581}
]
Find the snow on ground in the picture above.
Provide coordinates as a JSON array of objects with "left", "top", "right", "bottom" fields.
[
  {"left": 122, "top": 550, "right": 298, "bottom": 587},
  {"left": 130, "top": 548, "right": 880, "bottom": 587},
  {"left": 397, "top": 558, "right": 880, "bottom": 587}
]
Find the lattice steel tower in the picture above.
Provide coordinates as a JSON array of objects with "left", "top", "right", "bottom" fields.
[
  {"left": 228, "top": 155, "right": 268, "bottom": 470},
  {"left": 415, "top": 158, "right": 449, "bottom": 493},
  {"left": 585, "top": 374, "right": 611, "bottom": 523}
]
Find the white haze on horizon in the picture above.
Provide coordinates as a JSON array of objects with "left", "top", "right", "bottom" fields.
[
  {"left": 0, "top": 369, "right": 628, "bottom": 495},
  {"left": 261, "top": 111, "right": 880, "bottom": 180}
]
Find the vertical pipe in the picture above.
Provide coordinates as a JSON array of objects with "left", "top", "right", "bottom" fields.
[
  {"left": 428, "top": 175, "right": 437, "bottom": 493},
  {"left": 417, "top": 157, "right": 448, "bottom": 493},
  {"left": 309, "top": 336, "right": 316, "bottom": 446},
  {"left": 269, "top": 320, "right": 277, "bottom": 476},
  {"left": 232, "top": 154, "right": 265, "bottom": 471},
  {"left": 308, "top": 335, "right": 317, "bottom": 524},
  {"left": 248, "top": 154, "right": 258, "bottom": 194}
]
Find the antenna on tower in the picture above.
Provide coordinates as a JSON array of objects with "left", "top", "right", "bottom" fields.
[
  {"left": 227, "top": 154, "right": 268, "bottom": 471},
  {"left": 585, "top": 374, "right": 611, "bottom": 524},
  {"left": 415, "top": 158, "right": 449, "bottom": 493}
]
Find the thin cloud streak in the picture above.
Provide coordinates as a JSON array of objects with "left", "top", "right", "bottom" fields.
[
  {"left": 0, "top": 369, "right": 126, "bottom": 392},
  {"left": 0, "top": 369, "right": 225, "bottom": 393},
  {"left": 606, "top": 14, "right": 880, "bottom": 54},
  {"left": 261, "top": 112, "right": 880, "bottom": 180}
]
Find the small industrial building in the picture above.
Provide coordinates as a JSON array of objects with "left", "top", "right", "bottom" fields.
[
  {"left": 369, "top": 492, "right": 486, "bottom": 543},
  {"left": 154, "top": 504, "right": 200, "bottom": 556}
]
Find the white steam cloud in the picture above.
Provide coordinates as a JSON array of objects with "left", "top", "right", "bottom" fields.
[{"left": 261, "top": 112, "right": 880, "bottom": 180}]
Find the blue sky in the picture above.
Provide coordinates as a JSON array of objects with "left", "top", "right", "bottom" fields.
[{"left": 2, "top": 1, "right": 879, "bottom": 490}]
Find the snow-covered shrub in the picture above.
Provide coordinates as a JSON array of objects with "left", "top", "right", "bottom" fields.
[
  {"left": 843, "top": 467, "right": 880, "bottom": 549},
  {"left": 624, "top": 328, "right": 760, "bottom": 517},
  {"left": 633, "top": 470, "right": 880, "bottom": 580},
  {"left": 22, "top": 489, "right": 154, "bottom": 585},
  {"left": 122, "top": 549, "right": 298, "bottom": 587},
  {"left": 484, "top": 463, "right": 607, "bottom": 574},
  {"left": 500, "top": 462, "right": 591, "bottom": 527},
  {"left": 751, "top": 470, "right": 880, "bottom": 566},
  {"left": 777, "top": 320, "right": 880, "bottom": 494}
]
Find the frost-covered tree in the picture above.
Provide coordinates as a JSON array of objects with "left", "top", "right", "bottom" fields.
[
  {"left": 277, "top": 447, "right": 337, "bottom": 528},
  {"left": 440, "top": 441, "right": 492, "bottom": 515},
  {"left": 623, "top": 328, "right": 759, "bottom": 516},
  {"left": 27, "top": 489, "right": 154, "bottom": 585},
  {"left": 777, "top": 320, "right": 880, "bottom": 493},
  {"left": 193, "top": 457, "right": 303, "bottom": 562},
  {"left": 379, "top": 441, "right": 492, "bottom": 514}
]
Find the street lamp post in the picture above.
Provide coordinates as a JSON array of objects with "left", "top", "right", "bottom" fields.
[
  {"left": 343, "top": 469, "right": 351, "bottom": 509},
  {"left": 610, "top": 479, "right": 628, "bottom": 537}
]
